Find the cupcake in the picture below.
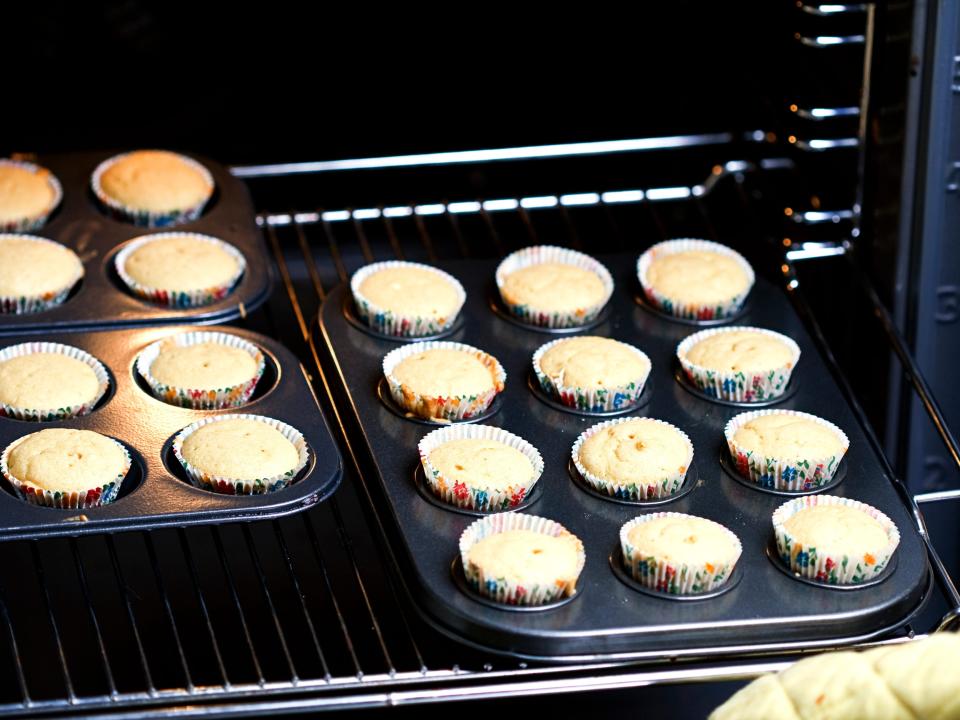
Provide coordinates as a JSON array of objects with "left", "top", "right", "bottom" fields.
[
  {"left": 1, "top": 428, "right": 130, "bottom": 508},
  {"left": 115, "top": 232, "right": 246, "bottom": 307},
  {"left": 772, "top": 495, "right": 900, "bottom": 585},
  {"left": 678, "top": 327, "right": 801, "bottom": 402},
  {"left": 459, "top": 512, "right": 585, "bottom": 606},
  {"left": 572, "top": 417, "right": 693, "bottom": 501},
  {"left": 137, "top": 331, "right": 265, "bottom": 410},
  {"left": 725, "top": 410, "right": 849, "bottom": 492},
  {"left": 0, "top": 234, "right": 84, "bottom": 314},
  {"left": 418, "top": 424, "right": 543, "bottom": 511},
  {"left": 350, "top": 261, "right": 466, "bottom": 337},
  {"left": 637, "top": 239, "right": 754, "bottom": 321},
  {"left": 0, "top": 342, "right": 110, "bottom": 421},
  {"left": 173, "top": 414, "right": 309, "bottom": 495},
  {"left": 92, "top": 150, "right": 215, "bottom": 227},
  {"left": 0, "top": 159, "right": 63, "bottom": 232},
  {"left": 533, "top": 336, "right": 651, "bottom": 412},
  {"left": 495, "top": 245, "right": 614, "bottom": 328},
  {"left": 619, "top": 513, "right": 742, "bottom": 595},
  {"left": 382, "top": 341, "right": 506, "bottom": 422}
]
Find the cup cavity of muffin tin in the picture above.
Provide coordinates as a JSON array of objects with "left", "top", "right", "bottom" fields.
[
  {"left": 764, "top": 539, "right": 898, "bottom": 591},
  {"left": 376, "top": 376, "right": 503, "bottom": 426},
  {"left": 608, "top": 546, "right": 743, "bottom": 601},
  {"left": 450, "top": 556, "right": 582, "bottom": 612},
  {"left": 567, "top": 457, "right": 700, "bottom": 506},
  {"left": 343, "top": 292, "right": 466, "bottom": 343},
  {"left": 412, "top": 464, "right": 544, "bottom": 517},
  {"left": 527, "top": 371, "right": 652, "bottom": 417},
  {"left": 673, "top": 365, "right": 800, "bottom": 408},
  {"left": 719, "top": 450, "right": 847, "bottom": 496},
  {"left": 488, "top": 290, "right": 612, "bottom": 334}
]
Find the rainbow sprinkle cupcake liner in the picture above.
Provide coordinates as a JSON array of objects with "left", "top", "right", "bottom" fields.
[
  {"left": 637, "top": 239, "right": 755, "bottom": 321},
  {"left": 115, "top": 232, "right": 246, "bottom": 308},
  {"left": 572, "top": 418, "right": 693, "bottom": 501},
  {"left": 459, "top": 512, "right": 586, "bottom": 606},
  {"left": 418, "top": 424, "right": 544, "bottom": 511},
  {"left": 619, "top": 513, "right": 742, "bottom": 595},
  {"left": 772, "top": 495, "right": 900, "bottom": 585},
  {"left": 0, "top": 342, "right": 110, "bottom": 421},
  {"left": 91, "top": 151, "right": 214, "bottom": 227},
  {"left": 350, "top": 261, "right": 467, "bottom": 338},
  {"left": 173, "top": 414, "right": 309, "bottom": 496},
  {"left": 0, "top": 234, "right": 83, "bottom": 315},
  {"left": 677, "top": 326, "right": 801, "bottom": 402},
  {"left": 382, "top": 341, "right": 506, "bottom": 422},
  {"left": 495, "top": 245, "right": 614, "bottom": 328},
  {"left": 532, "top": 337, "right": 651, "bottom": 412},
  {"left": 725, "top": 409, "right": 849, "bottom": 492},
  {"left": 0, "top": 159, "right": 63, "bottom": 232}
]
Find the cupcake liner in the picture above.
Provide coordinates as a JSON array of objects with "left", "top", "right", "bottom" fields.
[
  {"left": 173, "top": 414, "right": 309, "bottom": 495},
  {"left": 91, "top": 151, "right": 215, "bottom": 227},
  {"left": 418, "top": 424, "right": 544, "bottom": 511},
  {"left": 350, "top": 261, "right": 467, "bottom": 337},
  {"left": 772, "top": 494, "right": 901, "bottom": 584},
  {"left": 725, "top": 410, "right": 849, "bottom": 492},
  {"left": 0, "top": 159, "right": 63, "bottom": 232},
  {"left": 0, "top": 234, "right": 83, "bottom": 315},
  {"left": 637, "top": 239, "right": 755, "bottom": 321},
  {"left": 115, "top": 232, "right": 246, "bottom": 308},
  {"left": 495, "top": 245, "right": 615, "bottom": 328},
  {"left": 0, "top": 342, "right": 110, "bottom": 421},
  {"left": 619, "top": 513, "right": 742, "bottom": 595},
  {"left": 571, "top": 418, "right": 693, "bottom": 501},
  {"left": 136, "top": 331, "right": 266, "bottom": 410},
  {"left": 532, "top": 337, "right": 651, "bottom": 412},
  {"left": 677, "top": 326, "right": 801, "bottom": 402},
  {"left": 1, "top": 433, "right": 130, "bottom": 509},
  {"left": 382, "top": 341, "right": 506, "bottom": 422},
  {"left": 459, "top": 512, "right": 586, "bottom": 605}
]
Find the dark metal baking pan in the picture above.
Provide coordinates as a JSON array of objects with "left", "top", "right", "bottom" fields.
[{"left": 0, "top": 326, "right": 341, "bottom": 539}]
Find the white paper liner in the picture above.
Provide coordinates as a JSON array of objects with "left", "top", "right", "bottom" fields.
[
  {"left": 91, "top": 151, "right": 215, "bottom": 227},
  {"left": 532, "top": 336, "right": 651, "bottom": 412},
  {"left": 115, "top": 232, "right": 246, "bottom": 308},
  {"left": 136, "top": 331, "right": 266, "bottom": 410},
  {"left": 173, "top": 414, "right": 309, "bottom": 495},
  {"left": 637, "top": 239, "right": 755, "bottom": 321},
  {"left": 0, "top": 159, "right": 63, "bottom": 232},
  {"left": 382, "top": 341, "right": 506, "bottom": 421},
  {"left": 725, "top": 409, "right": 849, "bottom": 492},
  {"left": 418, "top": 424, "right": 544, "bottom": 511},
  {"left": 0, "top": 342, "right": 110, "bottom": 421},
  {"left": 677, "top": 326, "right": 801, "bottom": 402},
  {"left": 772, "top": 494, "right": 901, "bottom": 584},
  {"left": 350, "top": 261, "right": 467, "bottom": 337},
  {"left": 571, "top": 417, "right": 693, "bottom": 501},
  {"left": 619, "top": 513, "right": 742, "bottom": 595},
  {"left": 0, "top": 234, "right": 83, "bottom": 314},
  {"left": 495, "top": 245, "right": 614, "bottom": 328},
  {"left": 1, "top": 432, "right": 130, "bottom": 508},
  {"left": 459, "top": 512, "right": 585, "bottom": 605}
]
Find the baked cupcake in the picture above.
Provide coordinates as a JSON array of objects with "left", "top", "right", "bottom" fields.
[
  {"left": 495, "top": 245, "right": 614, "bottom": 328},
  {"left": 382, "top": 341, "right": 506, "bottom": 421},
  {"left": 92, "top": 150, "right": 214, "bottom": 227},
  {"left": 0, "top": 159, "right": 63, "bottom": 232},
  {"left": 173, "top": 414, "right": 309, "bottom": 495},
  {"left": 772, "top": 495, "right": 900, "bottom": 585},
  {"left": 726, "top": 410, "right": 849, "bottom": 492},
  {"left": 418, "top": 424, "right": 543, "bottom": 511},
  {"left": 572, "top": 417, "right": 693, "bottom": 501},
  {"left": 0, "top": 342, "right": 110, "bottom": 421},
  {"left": 638, "top": 239, "right": 754, "bottom": 321},
  {"left": 137, "top": 331, "right": 265, "bottom": 410},
  {"left": 1, "top": 428, "right": 130, "bottom": 508},
  {"left": 0, "top": 234, "right": 84, "bottom": 314},
  {"left": 350, "top": 261, "right": 466, "bottom": 337},
  {"left": 459, "top": 512, "right": 585, "bottom": 605},
  {"left": 115, "top": 232, "right": 246, "bottom": 307},
  {"left": 678, "top": 327, "right": 801, "bottom": 402},
  {"left": 533, "top": 336, "right": 651, "bottom": 412},
  {"left": 620, "top": 513, "right": 742, "bottom": 595}
]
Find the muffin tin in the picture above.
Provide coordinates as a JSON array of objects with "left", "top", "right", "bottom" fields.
[
  {"left": 0, "top": 326, "right": 342, "bottom": 539},
  {"left": 318, "top": 253, "right": 931, "bottom": 661},
  {"left": 0, "top": 151, "right": 271, "bottom": 335}
]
